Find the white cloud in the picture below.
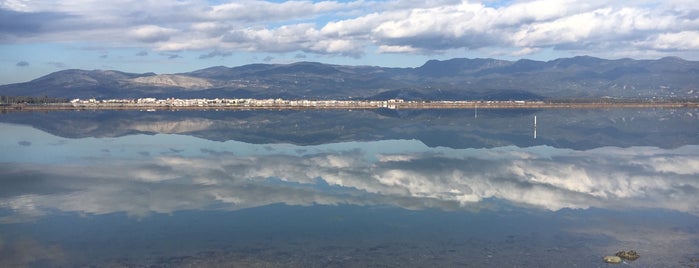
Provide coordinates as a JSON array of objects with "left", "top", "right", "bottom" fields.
[
  {"left": 511, "top": 47, "right": 539, "bottom": 56},
  {"left": 320, "top": 13, "right": 383, "bottom": 37},
  {"left": 497, "top": 0, "right": 603, "bottom": 25},
  {"left": 636, "top": 31, "right": 699, "bottom": 51},
  {"left": 129, "top": 25, "right": 178, "bottom": 43},
  {"left": 0, "top": 0, "right": 31, "bottom": 11},
  {"left": 1, "top": 0, "right": 699, "bottom": 60},
  {"left": 378, "top": 45, "right": 420, "bottom": 53},
  {"left": 311, "top": 39, "right": 360, "bottom": 55},
  {"left": 208, "top": 0, "right": 351, "bottom": 21}
]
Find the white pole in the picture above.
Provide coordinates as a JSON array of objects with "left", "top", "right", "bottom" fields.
[{"left": 534, "top": 115, "right": 537, "bottom": 139}]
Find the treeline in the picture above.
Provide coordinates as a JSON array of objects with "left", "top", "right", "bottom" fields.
[{"left": 0, "top": 95, "right": 70, "bottom": 104}]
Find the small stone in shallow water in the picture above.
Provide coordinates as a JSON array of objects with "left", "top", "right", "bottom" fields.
[
  {"left": 603, "top": 256, "right": 622, "bottom": 264},
  {"left": 615, "top": 250, "right": 640, "bottom": 261}
]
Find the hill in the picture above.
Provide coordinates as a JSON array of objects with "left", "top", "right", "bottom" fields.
[{"left": 1, "top": 56, "right": 698, "bottom": 100}]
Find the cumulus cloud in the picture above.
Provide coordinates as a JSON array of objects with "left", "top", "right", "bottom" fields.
[
  {"left": 129, "top": 25, "right": 177, "bottom": 43},
  {"left": 217, "top": 23, "right": 366, "bottom": 55},
  {"left": 0, "top": 9, "right": 73, "bottom": 36},
  {"left": 1, "top": 1, "right": 699, "bottom": 64},
  {"left": 208, "top": 0, "right": 353, "bottom": 22},
  {"left": 198, "top": 50, "right": 232, "bottom": 59},
  {"left": 635, "top": 31, "right": 699, "bottom": 51},
  {"left": 15, "top": 61, "right": 28, "bottom": 67},
  {"left": 351, "top": 1, "right": 699, "bottom": 57}
]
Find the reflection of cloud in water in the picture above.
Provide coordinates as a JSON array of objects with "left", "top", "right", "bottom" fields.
[
  {"left": 1, "top": 144, "right": 698, "bottom": 222},
  {"left": 0, "top": 236, "right": 65, "bottom": 267},
  {"left": 17, "top": 141, "right": 31, "bottom": 147},
  {"left": 565, "top": 209, "right": 699, "bottom": 264},
  {"left": 168, "top": 148, "right": 184, "bottom": 154}
]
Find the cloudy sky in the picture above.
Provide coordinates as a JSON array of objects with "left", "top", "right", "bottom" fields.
[{"left": 1, "top": 0, "right": 698, "bottom": 84}]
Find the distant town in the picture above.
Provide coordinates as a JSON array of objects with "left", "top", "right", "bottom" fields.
[{"left": 2, "top": 97, "right": 698, "bottom": 111}]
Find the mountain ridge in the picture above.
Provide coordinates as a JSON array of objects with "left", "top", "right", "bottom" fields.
[{"left": 2, "top": 56, "right": 698, "bottom": 100}]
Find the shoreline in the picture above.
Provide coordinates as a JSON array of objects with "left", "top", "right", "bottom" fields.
[{"left": 2, "top": 101, "right": 698, "bottom": 112}]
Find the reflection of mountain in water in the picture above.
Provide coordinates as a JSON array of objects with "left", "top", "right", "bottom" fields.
[
  {"left": 2, "top": 123, "right": 699, "bottom": 221},
  {"left": 1, "top": 108, "right": 697, "bottom": 149},
  {"left": 2, "top": 121, "right": 698, "bottom": 268}
]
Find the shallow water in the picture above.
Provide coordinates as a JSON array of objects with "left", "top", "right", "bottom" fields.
[{"left": 1, "top": 108, "right": 698, "bottom": 267}]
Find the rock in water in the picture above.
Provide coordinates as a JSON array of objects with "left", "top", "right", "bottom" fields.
[
  {"left": 616, "top": 250, "right": 640, "bottom": 261},
  {"left": 603, "top": 256, "right": 622, "bottom": 264}
]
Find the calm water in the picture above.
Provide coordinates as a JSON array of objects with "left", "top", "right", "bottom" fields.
[{"left": 1, "top": 108, "right": 698, "bottom": 267}]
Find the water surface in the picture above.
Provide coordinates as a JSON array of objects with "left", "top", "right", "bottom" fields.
[{"left": 1, "top": 108, "right": 698, "bottom": 267}]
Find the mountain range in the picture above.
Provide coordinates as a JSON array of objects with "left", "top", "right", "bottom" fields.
[{"left": 1, "top": 56, "right": 698, "bottom": 100}]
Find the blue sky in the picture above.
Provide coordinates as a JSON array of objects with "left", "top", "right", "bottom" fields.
[{"left": 1, "top": 0, "right": 698, "bottom": 84}]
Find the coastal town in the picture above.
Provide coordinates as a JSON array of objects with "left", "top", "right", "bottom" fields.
[
  {"left": 70, "top": 97, "right": 417, "bottom": 109},
  {"left": 2, "top": 97, "right": 698, "bottom": 111}
]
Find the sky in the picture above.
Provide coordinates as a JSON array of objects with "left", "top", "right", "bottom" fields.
[{"left": 1, "top": 0, "right": 698, "bottom": 84}]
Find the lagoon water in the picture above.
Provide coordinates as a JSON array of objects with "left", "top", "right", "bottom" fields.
[{"left": 1, "top": 108, "right": 698, "bottom": 267}]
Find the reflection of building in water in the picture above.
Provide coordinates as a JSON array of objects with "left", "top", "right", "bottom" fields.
[{"left": 534, "top": 115, "right": 537, "bottom": 139}]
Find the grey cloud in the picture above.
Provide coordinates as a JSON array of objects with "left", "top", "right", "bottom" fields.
[
  {"left": 0, "top": 9, "right": 72, "bottom": 36},
  {"left": 159, "top": 53, "right": 181, "bottom": 59},
  {"left": 135, "top": 51, "right": 148, "bottom": 56},
  {"left": 198, "top": 50, "right": 232, "bottom": 59},
  {"left": 46, "top": 61, "right": 67, "bottom": 68},
  {"left": 220, "top": 30, "right": 252, "bottom": 43},
  {"left": 380, "top": 33, "right": 500, "bottom": 52},
  {"left": 680, "top": 9, "right": 699, "bottom": 20},
  {"left": 294, "top": 53, "right": 307, "bottom": 59},
  {"left": 263, "top": 56, "right": 274, "bottom": 62},
  {"left": 132, "top": 32, "right": 171, "bottom": 43},
  {"left": 2, "top": 2, "right": 699, "bottom": 59},
  {"left": 15, "top": 61, "right": 28, "bottom": 67},
  {"left": 207, "top": 0, "right": 356, "bottom": 23},
  {"left": 551, "top": 41, "right": 599, "bottom": 51}
]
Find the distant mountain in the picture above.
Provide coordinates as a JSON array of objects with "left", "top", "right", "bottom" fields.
[{"left": 1, "top": 56, "right": 698, "bottom": 100}]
